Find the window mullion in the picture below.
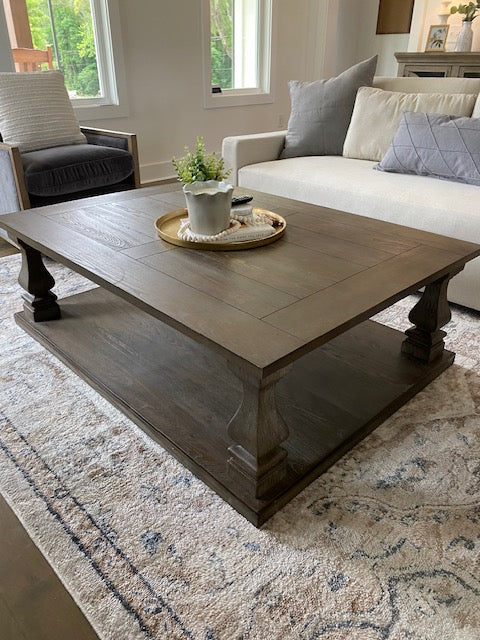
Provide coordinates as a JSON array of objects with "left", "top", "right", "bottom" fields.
[{"left": 89, "top": 0, "right": 117, "bottom": 105}]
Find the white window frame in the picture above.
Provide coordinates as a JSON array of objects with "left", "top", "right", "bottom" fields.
[
  {"left": 201, "top": 0, "right": 275, "bottom": 108},
  {"left": 0, "top": 0, "right": 128, "bottom": 120},
  {"left": 71, "top": 0, "right": 129, "bottom": 120}
]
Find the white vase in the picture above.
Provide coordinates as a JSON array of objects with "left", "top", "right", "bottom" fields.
[
  {"left": 455, "top": 21, "right": 473, "bottom": 52},
  {"left": 183, "top": 180, "right": 233, "bottom": 235}
]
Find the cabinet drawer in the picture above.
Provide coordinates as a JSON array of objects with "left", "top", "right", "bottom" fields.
[
  {"left": 459, "top": 66, "right": 480, "bottom": 78},
  {"left": 404, "top": 64, "right": 451, "bottom": 78}
]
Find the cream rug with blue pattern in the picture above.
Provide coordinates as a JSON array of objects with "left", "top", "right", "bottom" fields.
[{"left": 1, "top": 253, "right": 479, "bottom": 640}]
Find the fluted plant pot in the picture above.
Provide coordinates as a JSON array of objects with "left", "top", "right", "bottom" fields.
[{"left": 183, "top": 180, "right": 233, "bottom": 235}]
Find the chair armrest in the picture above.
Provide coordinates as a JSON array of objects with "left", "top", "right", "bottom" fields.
[
  {"left": 80, "top": 126, "right": 136, "bottom": 147},
  {"left": 80, "top": 127, "right": 141, "bottom": 188},
  {"left": 0, "top": 142, "right": 30, "bottom": 211},
  {"left": 222, "top": 131, "right": 286, "bottom": 185}
]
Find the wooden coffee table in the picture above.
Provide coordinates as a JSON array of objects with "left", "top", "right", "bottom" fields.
[{"left": 1, "top": 186, "right": 479, "bottom": 526}]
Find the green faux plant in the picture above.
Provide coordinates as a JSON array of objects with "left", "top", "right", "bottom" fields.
[
  {"left": 172, "top": 136, "right": 231, "bottom": 184},
  {"left": 450, "top": 2, "right": 480, "bottom": 21}
]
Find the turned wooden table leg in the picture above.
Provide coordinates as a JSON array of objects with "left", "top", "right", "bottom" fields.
[
  {"left": 227, "top": 362, "right": 290, "bottom": 499},
  {"left": 17, "top": 239, "right": 61, "bottom": 322},
  {"left": 401, "top": 270, "right": 461, "bottom": 363}
]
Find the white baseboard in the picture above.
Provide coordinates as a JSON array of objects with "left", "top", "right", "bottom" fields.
[
  {"left": 139, "top": 160, "right": 176, "bottom": 185},
  {"left": 139, "top": 150, "right": 224, "bottom": 185}
]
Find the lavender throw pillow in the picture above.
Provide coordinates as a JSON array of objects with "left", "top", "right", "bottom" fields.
[{"left": 375, "top": 111, "right": 480, "bottom": 186}]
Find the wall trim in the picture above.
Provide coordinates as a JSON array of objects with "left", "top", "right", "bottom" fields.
[
  {"left": 140, "top": 160, "right": 177, "bottom": 185},
  {"left": 305, "top": 0, "right": 329, "bottom": 79},
  {"left": 408, "top": 0, "right": 428, "bottom": 52},
  {"left": 140, "top": 146, "right": 224, "bottom": 185}
]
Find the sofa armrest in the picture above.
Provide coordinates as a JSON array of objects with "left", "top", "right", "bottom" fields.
[
  {"left": 222, "top": 131, "right": 286, "bottom": 185},
  {"left": 80, "top": 127, "right": 141, "bottom": 188}
]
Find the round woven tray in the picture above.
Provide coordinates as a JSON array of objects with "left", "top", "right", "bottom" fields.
[{"left": 154, "top": 208, "right": 286, "bottom": 251}]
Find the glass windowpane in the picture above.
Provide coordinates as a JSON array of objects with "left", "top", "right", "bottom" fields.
[{"left": 6, "top": 0, "right": 101, "bottom": 98}]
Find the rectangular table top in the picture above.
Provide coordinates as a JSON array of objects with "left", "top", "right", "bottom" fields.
[{"left": 2, "top": 186, "right": 479, "bottom": 372}]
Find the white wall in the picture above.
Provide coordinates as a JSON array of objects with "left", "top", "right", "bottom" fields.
[
  {"left": 314, "top": 0, "right": 409, "bottom": 78},
  {"left": 84, "top": 0, "right": 315, "bottom": 183},
  {"left": 355, "top": 0, "right": 409, "bottom": 76}
]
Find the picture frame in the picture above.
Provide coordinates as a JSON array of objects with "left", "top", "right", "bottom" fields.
[
  {"left": 425, "top": 24, "right": 449, "bottom": 52},
  {"left": 376, "top": 0, "right": 414, "bottom": 34}
]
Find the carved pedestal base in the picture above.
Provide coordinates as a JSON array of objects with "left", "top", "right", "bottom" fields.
[
  {"left": 402, "top": 271, "right": 460, "bottom": 363},
  {"left": 227, "top": 363, "right": 290, "bottom": 499},
  {"left": 17, "top": 239, "right": 61, "bottom": 323},
  {"left": 402, "top": 326, "right": 446, "bottom": 363}
]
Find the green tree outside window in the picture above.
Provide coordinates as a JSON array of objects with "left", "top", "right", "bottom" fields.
[
  {"left": 210, "top": 0, "right": 233, "bottom": 89},
  {"left": 26, "top": 0, "right": 100, "bottom": 98}
]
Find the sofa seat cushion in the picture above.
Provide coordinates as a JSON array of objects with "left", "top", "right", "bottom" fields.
[
  {"left": 238, "top": 156, "right": 480, "bottom": 245},
  {"left": 22, "top": 144, "right": 134, "bottom": 197}
]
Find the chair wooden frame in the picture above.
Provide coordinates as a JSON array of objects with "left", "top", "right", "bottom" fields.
[
  {"left": 0, "top": 127, "right": 140, "bottom": 211},
  {"left": 12, "top": 45, "right": 54, "bottom": 72}
]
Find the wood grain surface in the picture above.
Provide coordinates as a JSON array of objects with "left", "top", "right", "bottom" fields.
[
  {"left": 0, "top": 496, "right": 98, "bottom": 640},
  {"left": 1, "top": 186, "right": 478, "bottom": 374}
]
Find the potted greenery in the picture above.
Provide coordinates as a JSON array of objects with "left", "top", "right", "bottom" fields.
[
  {"left": 450, "top": 2, "right": 480, "bottom": 51},
  {"left": 172, "top": 136, "right": 233, "bottom": 235}
]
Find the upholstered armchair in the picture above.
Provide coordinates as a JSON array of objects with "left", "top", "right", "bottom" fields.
[
  {"left": 0, "top": 70, "right": 140, "bottom": 240},
  {"left": 0, "top": 126, "right": 140, "bottom": 210}
]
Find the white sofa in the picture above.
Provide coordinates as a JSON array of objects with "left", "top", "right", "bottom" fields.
[{"left": 222, "top": 77, "right": 480, "bottom": 312}]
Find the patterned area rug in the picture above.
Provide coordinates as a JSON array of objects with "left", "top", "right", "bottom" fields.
[{"left": 1, "top": 253, "right": 480, "bottom": 640}]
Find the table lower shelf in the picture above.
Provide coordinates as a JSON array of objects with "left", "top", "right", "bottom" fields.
[{"left": 15, "top": 287, "right": 454, "bottom": 526}]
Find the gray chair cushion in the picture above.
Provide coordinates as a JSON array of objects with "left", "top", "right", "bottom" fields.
[
  {"left": 375, "top": 111, "right": 480, "bottom": 186},
  {"left": 22, "top": 143, "right": 134, "bottom": 197},
  {"left": 280, "top": 55, "right": 378, "bottom": 159}
]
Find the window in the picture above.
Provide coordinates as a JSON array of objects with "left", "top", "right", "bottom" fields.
[
  {"left": 1, "top": 0, "right": 127, "bottom": 118},
  {"left": 202, "top": 0, "right": 274, "bottom": 108}
]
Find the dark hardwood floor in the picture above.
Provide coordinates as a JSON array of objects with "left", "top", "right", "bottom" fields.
[
  {"left": 1, "top": 238, "right": 99, "bottom": 639},
  {"left": 0, "top": 495, "right": 99, "bottom": 640},
  {"left": 0, "top": 237, "right": 19, "bottom": 258}
]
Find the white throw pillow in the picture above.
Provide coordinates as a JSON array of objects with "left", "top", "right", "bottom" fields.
[
  {"left": 0, "top": 70, "right": 86, "bottom": 152},
  {"left": 343, "top": 86, "right": 477, "bottom": 161}
]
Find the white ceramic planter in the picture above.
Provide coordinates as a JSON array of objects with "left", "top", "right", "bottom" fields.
[
  {"left": 183, "top": 180, "right": 233, "bottom": 235},
  {"left": 455, "top": 21, "right": 473, "bottom": 52}
]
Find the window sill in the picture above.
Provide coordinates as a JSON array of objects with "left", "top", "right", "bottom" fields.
[
  {"left": 203, "top": 90, "right": 274, "bottom": 109},
  {"left": 73, "top": 102, "right": 129, "bottom": 122}
]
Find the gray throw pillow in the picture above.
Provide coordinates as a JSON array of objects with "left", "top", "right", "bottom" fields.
[
  {"left": 375, "top": 112, "right": 480, "bottom": 186},
  {"left": 280, "top": 55, "right": 378, "bottom": 159}
]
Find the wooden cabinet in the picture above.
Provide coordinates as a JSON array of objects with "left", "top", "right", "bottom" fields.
[{"left": 395, "top": 52, "right": 480, "bottom": 78}]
